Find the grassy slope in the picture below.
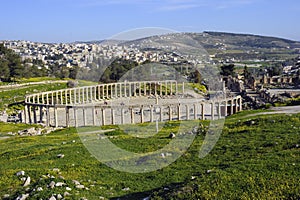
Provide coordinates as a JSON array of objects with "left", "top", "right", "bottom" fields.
[{"left": 0, "top": 111, "right": 299, "bottom": 199}]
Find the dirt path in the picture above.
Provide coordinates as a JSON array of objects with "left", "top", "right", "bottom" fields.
[{"left": 245, "top": 105, "right": 300, "bottom": 118}]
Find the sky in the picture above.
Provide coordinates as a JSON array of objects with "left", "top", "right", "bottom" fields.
[{"left": 1, "top": 0, "right": 299, "bottom": 43}]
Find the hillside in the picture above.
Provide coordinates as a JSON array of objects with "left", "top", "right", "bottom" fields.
[{"left": 119, "top": 31, "right": 300, "bottom": 63}]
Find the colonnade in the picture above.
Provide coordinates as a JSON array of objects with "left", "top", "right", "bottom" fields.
[
  {"left": 25, "top": 80, "right": 180, "bottom": 105},
  {"left": 23, "top": 80, "right": 242, "bottom": 127}
]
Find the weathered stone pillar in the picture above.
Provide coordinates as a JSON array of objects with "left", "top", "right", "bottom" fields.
[
  {"left": 186, "top": 104, "right": 190, "bottom": 120},
  {"left": 74, "top": 107, "right": 78, "bottom": 127},
  {"left": 231, "top": 99, "right": 234, "bottom": 115},
  {"left": 235, "top": 99, "right": 238, "bottom": 113},
  {"left": 54, "top": 106, "right": 58, "bottom": 128},
  {"left": 124, "top": 83, "right": 127, "bottom": 97},
  {"left": 211, "top": 102, "right": 215, "bottom": 120},
  {"left": 175, "top": 82, "right": 178, "bottom": 95},
  {"left": 141, "top": 106, "right": 144, "bottom": 123},
  {"left": 74, "top": 89, "right": 77, "bottom": 104},
  {"left": 83, "top": 108, "right": 86, "bottom": 126},
  {"left": 102, "top": 108, "right": 106, "bottom": 126},
  {"left": 129, "top": 83, "right": 132, "bottom": 97},
  {"left": 160, "top": 83, "right": 163, "bottom": 96},
  {"left": 239, "top": 97, "right": 243, "bottom": 111},
  {"left": 225, "top": 101, "right": 228, "bottom": 117},
  {"left": 23, "top": 106, "right": 28, "bottom": 124},
  {"left": 39, "top": 106, "right": 43, "bottom": 123},
  {"left": 154, "top": 84, "right": 157, "bottom": 96},
  {"left": 218, "top": 102, "right": 221, "bottom": 119},
  {"left": 106, "top": 85, "right": 109, "bottom": 98},
  {"left": 27, "top": 105, "right": 32, "bottom": 124},
  {"left": 160, "top": 107, "right": 163, "bottom": 122},
  {"left": 33, "top": 106, "right": 37, "bottom": 124},
  {"left": 194, "top": 104, "right": 197, "bottom": 120},
  {"left": 201, "top": 103, "right": 205, "bottom": 120},
  {"left": 150, "top": 106, "right": 154, "bottom": 122},
  {"left": 133, "top": 83, "right": 137, "bottom": 96},
  {"left": 182, "top": 82, "right": 185, "bottom": 94},
  {"left": 46, "top": 106, "right": 50, "bottom": 127},
  {"left": 60, "top": 90, "right": 63, "bottom": 104},
  {"left": 144, "top": 82, "right": 147, "bottom": 96},
  {"left": 92, "top": 107, "right": 96, "bottom": 126},
  {"left": 66, "top": 107, "right": 70, "bottom": 127},
  {"left": 119, "top": 83, "right": 122, "bottom": 97},
  {"left": 170, "top": 82, "right": 173, "bottom": 95},
  {"left": 42, "top": 94, "right": 44, "bottom": 104},
  {"left": 177, "top": 104, "right": 181, "bottom": 120},
  {"left": 121, "top": 108, "right": 125, "bottom": 124},
  {"left": 111, "top": 108, "right": 115, "bottom": 125},
  {"left": 51, "top": 93, "right": 54, "bottom": 105},
  {"left": 130, "top": 107, "right": 134, "bottom": 124},
  {"left": 165, "top": 82, "right": 168, "bottom": 95},
  {"left": 169, "top": 106, "right": 172, "bottom": 121}
]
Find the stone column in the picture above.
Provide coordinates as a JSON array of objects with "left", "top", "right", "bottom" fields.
[
  {"left": 54, "top": 106, "right": 58, "bottom": 128},
  {"left": 51, "top": 93, "right": 54, "bottom": 106},
  {"left": 186, "top": 104, "right": 190, "bottom": 120},
  {"left": 160, "top": 107, "right": 163, "bottom": 122},
  {"left": 211, "top": 102, "right": 215, "bottom": 120},
  {"left": 170, "top": 82, "right": 173, "bottom": 95},
  {"left": 27, "top": 105, "right": 32, "bottom": 124},
  {"left": 111, "top": 108, "right": 115, "bottom": 125},
  {"left": 42, "top": 94, "right": 44, "bottom": 104},
  {"left": 130, "top": 107, "right": 134, "bottom": 124},
  {"left": 33, "top": 106, "right": 37, "bottom": 124},
  {"left": 144, "top": 82, "right": 147, "bottom": 96},
  {"left": 231, "top": 99, "right": 234, "bottom": 115},
  {"left": 175, "top": 82, "right": 178, "bottom": 95},
  {"left": 140, "top": 106, "right": 144, "bottom": 123},
  {"left": 92, "top": 107, "right": 96, "bottom": 126},
  {"left": 182, "top": 82, "right": 185, "bottom": 94},
  {"left": 83, "top": 108, "right": 86, "bottom": 126},
  {"left": 129, "top": 83, "right": 132, "bottom": 97},
  {"left": 124, "top": 83, "right": 127, "bottom": 97},
  {"left": 119, "top": 83, "right": 122, "bottom": 97},
  {"left": 106, "top": 85, "right": 109, "bottom": 98},
  {"left": 46, "top": 106, "right": 50, "bottom": 127},
  {"left": 65, "top": 90, "right": 68, "bottom": 105},
  {"left": 239, "top": 97, "right": 243, "bottom": 111},
  {"left": 24, "top": 106, "right": 28, "bottom": 124},
  {"left": 165, "top": 82, "right": 168, "bottom": 95},
  {"left": 133, "top": 83, "right": 137, "bottom": 96},
  {"left": 194, "top": 104, "right": 197, "bottom": 120},
  {"left": 160, "top": 83, "right": 163, "bottom": 96},
  {"left": 225, "top": 101, "right": 228, "bottom": 117},
  {"left": 121, "top": 108, "right": 125, "bottom": 124},
  {"left": 39, "top": 106, "right": 43, "bottom": 123},
  {"left": 201, "top": 103, "right": 205, "bottom": 120},
  {"left": 235, "top": 99, "right": 238, "bottom": 113},
  {"left": 177, "top": 104, "right": 181, "bottom": 120},
  {"left": 60, "top": 90, "right": 63, "bottom": 104},
  {"left": 102, "top": 108, "right": 106, "bottom": 126},
  {"left": 74, "top": 107, "right": 78, "bottom": 127},
  {"left": 74, "top": 89, "right": 77, "bottom": 104},
  {"left": 154, "top": 84, "right": 157, "bottom": 96},
  {"left": 169, "top": 106, "right": 172, "bottom": 121},
  {"left": 139, "top": 82, "right": 142, "bottom": 96},
  {"left": 218, "top": 102, "right": 221, "bottom": 119},
  {"left": 150, "top": 106, "right": 154, "bottom": 122},
  {"left": 66, "top": 107, "right": 70, "bottom": 127}
]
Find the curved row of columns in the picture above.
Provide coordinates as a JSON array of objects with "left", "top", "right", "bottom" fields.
[
  {"left": 23, "top": 80, "right": 242, "bottom": 127},
  {"left": 25, "top": 80, "right": 181, "bottom": 105},
  {"left": 23, "top": 97, "right": 242, "bottom": 127}
]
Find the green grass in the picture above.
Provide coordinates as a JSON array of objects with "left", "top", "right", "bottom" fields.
[
  {"left": 0, "top": 82, "right": 68, "bottom": 113},
  {"left": 0, "top": 112, "right": 300, "bottom": 199}
]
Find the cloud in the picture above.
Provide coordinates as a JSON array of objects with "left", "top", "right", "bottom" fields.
[
  {"left": 158, "top": 4, "right": 200, "bottom": 11},
  {"left": 76, "top": 0, "right": 258, "bottom": 11}
]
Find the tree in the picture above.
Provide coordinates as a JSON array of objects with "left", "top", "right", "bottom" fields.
[{"left": 220, "top": 64, "right": 235, "bottom": 77}]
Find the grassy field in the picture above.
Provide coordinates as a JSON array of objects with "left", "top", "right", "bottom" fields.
[{"left": 0, "top": 111, "right": 299, "bottom": 199}]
